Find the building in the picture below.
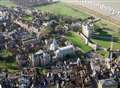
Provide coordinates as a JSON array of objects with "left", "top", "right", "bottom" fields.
[
  {"left": 30, "top": 50, "right": 51, "bottom": 67},
  {"left": 0, "top": 33, "right": 6, "bottom": 50},
  {"left": 11, "top": 0, "right": 53, "bottom": 7},
  {"left": 98, "top": 79, "right": 118, "bottom": 88},
  {"left": 82, "top": 22, "right": 93, "bottom": 39},
  {"left": 81, "top": 17, "right": 100, "bottom": 44},
  {"left": 55, "top": 45, "right": 75, "bottom": 58},
  {"left": 50, "top": 39, "right": 59, "bottom": 51},
  {"left": 80, "top": 22, "right": 94, "bottom": 44},
  {"left": 18, "top": 75, "right": 32, "bottom": 88}
]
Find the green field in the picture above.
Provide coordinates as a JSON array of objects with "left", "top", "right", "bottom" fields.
[
  {"left": 0, "top": 50, "right": 17, "bottom": 73},
  {"left": 0, "top": 49, "right": 13, "bottom": 58},
  {"left": 35, "top": 2, "right": 120, "bottom": 50},
  {"left": 66, "top": 32, "right": 92, "bottom": 53},
  {"left": 22, "top": 15, "right": 33, "bottom": 22},
  {"left": 0, "top": 0, "right": 16, "bottom": 7},
  {"left": 94, "top": 20, "right": 120, "bottom": 50},
  {"left": 35, "top": 2, "right": 89, "bottom": 19},
  {"left": 0, "top": 1, "right": 120, "bottom": 50},
  {"left": 0, "top": 61, "right": 18, "bottom": 73}
]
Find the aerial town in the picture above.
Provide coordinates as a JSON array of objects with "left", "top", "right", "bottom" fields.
[{"left": 0, "top": 0, "right": 120, "bottom": 88}]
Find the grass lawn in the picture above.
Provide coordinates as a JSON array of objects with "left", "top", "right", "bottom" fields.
[
  {"left": 0, "top": 49, "right": 18, "bottom": 73},
  {"left": 0, "top": 0, "right": 16, "bottom": 7},
  {"left": 22, "top": 15, "right": 33, "bottom": 22},
  {"left": 0, "top": 61, "right": 18, "bottom": 73},
  {"left": 92, "top": 38, "right": 120, "bottom": 50},
  {"left": 97, "top": 50, "right": 109, "bottom": 58},
  {"left": 66, "top": 32, "right": 92, "bottom": 53},
  {"left": 112, "top": 42, "right": 120, "bottom": 50},
  {"left": 35, "top": 2, "right": 89, "bottom": 19},
  {"left": 92, "top": 39, "right": 111, "bottom": 49},
  {"left": 95, "top": 19, "right": 120, "bottom": 37},
  {"left": 35, "top": 2, "right": 120, "bottom": 50},
  {"left": 0, "top": 49, "right": 13, "bottom": 58},
  {"left": 94, "top": 19, "right": 120, "bottom": 50}
]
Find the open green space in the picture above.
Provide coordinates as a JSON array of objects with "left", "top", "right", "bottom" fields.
[
  {"left": 22, "top": 15, "right": 33, "bottom": 22},
  {"left": 92, "top": 39, "right": 111, "bottom": 49},
  {"left": 97, "top": 50, "right": 109, "bottom": 58},
  {"left": 0, "top": 61, "right": 18, "bottom": 73},
  {"left": 0, "top": 49, "right": 13, "bottom": 58},
  {"left": 35, "top": 2, "right": 120, "bottom": 50},
  {"left": 66, "top": 32, "right": 92, "bottom": 53},
  {"left": 0, "top": 0, "right": 16, "bottom": 7},
  {"left": 0, "top": 1, "right": 120, "bottom": 50},
  {"left": 94, "top": 20, "right": 120, "bottom": 50},
  {"left": 35, "top": 2, "right": 89, "bottom": 19},
  {"left": 0, "top": 49, "right": 18, "bottom": 73},
  {"left": 95, "top": 20, "right": 120, "bottom": 37}
]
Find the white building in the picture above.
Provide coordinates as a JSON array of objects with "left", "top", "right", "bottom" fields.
[
  {"left": 82, "top": 22, "right": 93, "bottom": 39},
  {"left": 55, "top": 45, "right": 75, "bottom": 58},
  {"left": 81, "top": 21, "right": 94, "bottom": 44},
  {"left": 50, "top": 39, "right": 59, "bottom": 51}
]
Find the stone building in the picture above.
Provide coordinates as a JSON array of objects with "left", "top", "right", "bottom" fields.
[
  {"left": 82, "top": 22, "right": 93, "bottom": 39},
  {"left": 55, "top": 45, "right": 75, "bottom": 58},
  {"left": 0, "top": 33, "right": 6, "bottom": 50},
  {"left": 30, "top": 50, "right": 51, "bottom": 67},
  {"left": 50, "top": 39, "right": 59, "bottom": 51}
]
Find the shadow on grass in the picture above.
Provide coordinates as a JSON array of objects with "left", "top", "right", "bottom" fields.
[
  {"left": 0, "top": 56, "right": 15, "bottom": 63},
  {"left": 0, "top": 56, "right": 17, "bottom": 71},
  {"left": 93, "top": 26, "right": 120, "bottom": 43}
]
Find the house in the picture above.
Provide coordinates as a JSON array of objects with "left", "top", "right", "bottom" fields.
[
  {"left": 0, "top": 33, "right": 6, "bottom": 50},
  {"left": 30, "top": 50, "right": 51, "bottom": 67},
  {"left": 55, "top": 45, "right": 75, "bottom": 58},
  {"left": 16, "top": 54, "right": 29, "bottom": 67},
  {"left": 98, "top": 78, "right": 118, "bottom": 88},
  {"left": 18, "top": 75, "right": 32, "bottom": 88},
  {"left": 71, "top": 21, "right": 81, "bottom": 31}
]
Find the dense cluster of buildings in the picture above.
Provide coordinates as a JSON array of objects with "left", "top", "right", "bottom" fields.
[{"left": 0, "top": 6, "right": 120, "bottom": 88}]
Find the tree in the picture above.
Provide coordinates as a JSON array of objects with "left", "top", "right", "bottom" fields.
[
  {"left": 55, "top": 25, "right": 64, "bottom": 34},
  {"left": 40, "top": 26, "right": 52, "bottom": 38}
]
